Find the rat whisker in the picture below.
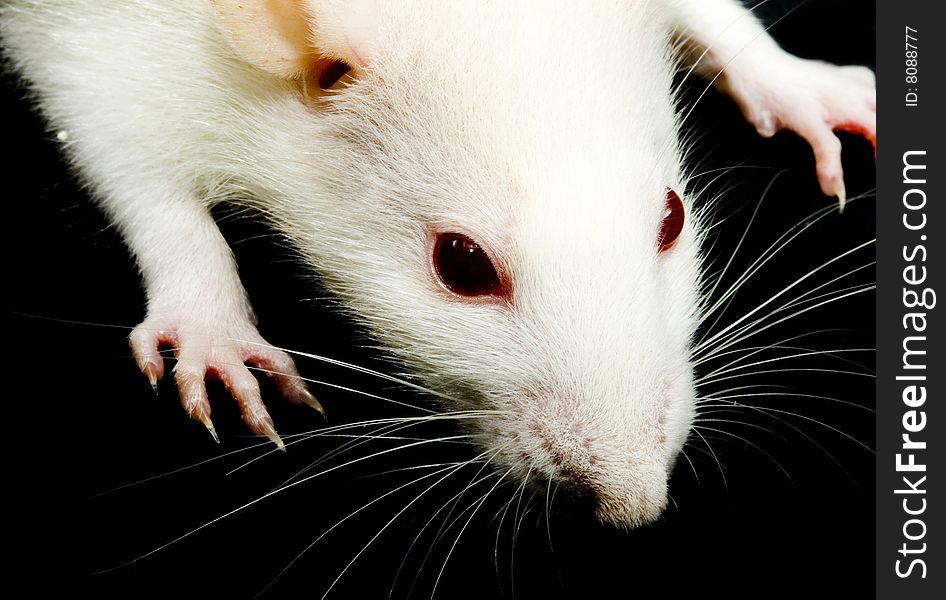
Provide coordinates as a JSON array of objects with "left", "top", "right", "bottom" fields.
[
  {"left": 91, "top": 433, "right": 474, "bottom": 576},
  {"left": 694, "top": 245, "right": 874, "bottom": 358},
  {"left": 272, "top": 413, "right": 500, "bottom": 486},
  {"left": 703, "top": 184, "right": 875, "bottom": 321},
  {"left": 91, "top": 412, "right": 492, "bottom": 497},
  {"left": 314, "top": 442, "right": 510, "bottom": 600},
  {"left": 544, "top": 477, "right": 555, "bottom": 551},
  {"left": 699, "top": 169, "right": 786, "bottom": 328},
  {"left": 686, "top": 163, "right": 773, "bottom": 181},
  {"left": 693, "top": 423, "right": 793, "bottom": 482},
  {"left": 698, "top": 365, "right": 874, "bottom": 390},
  {"left": 257, "top": 459, "right": 479, "bottom": 599},
  {"left": 241, "top": 341, "right": 460, "bottom": 407},
  {"left": 697, "top": 390, "right": 873, "bottom": 414},
  {"left": 699, "top": 195, "right": 868, "bottom": 326},
  {"left": 695, "top": 348, "right": 875, "bottom": 385},
  {"left": 250, "top": 364, "right": 438, "bottom": 413},
  {"left": 307, "top": 433, "right": 466, "bottom": 443},
  {"left": 692, "top": 410, "right": 795, "bottom": 452},
  {"left": 702, "top": 258, "right": 874, "bottom": 359},
  {"left": 493, "top": 474, "right": 522, "bottom": 592},
  {"left": 704, "top": 268, "right": 876, "bottom": 359},
  {"left": 352, "top": 460, "right": 474, "bottom": 481},
  {"left": 508, "top": 461, "right": 535, "bottom": 600},
  {"left": 666, "top": 492, "right": 680, "bottom": 516},
  {"left": 87, "top": 438, "right": 277, "bottom": 499},
  {"left": 279, "top": 419, "right": 453, "bottom": 483},
  {"left": 693, "top": 327, "right": 868, "bottom": 369},
  {"left": 432, "top": 468, "right": 513, "bottom": 599},
  {"left": 708, "top": 400, "right": 873, "bottom": 454},
  {"left": 697, "top": 201, "right": 845, "bottom": 334},
  {"left": 698, "top": 398, "right": 872, "bottom": 464},
  {"left": 694, "top": 402, "right": 868, "bottom": 484},
  {"left": 700, "top": 383, "right": 793, "bottom": 398},
  {"left": 690, "top": 427, "right": 726, "bottom": 490},
  {"left": 677, "top": 446, "right": 701, "bottom": 486},
  {"left": 696, "top": 283, "right": 875, "bottom": 364},
  {"left": 398, "top": 451, "right": 510, "bottom": 598}
]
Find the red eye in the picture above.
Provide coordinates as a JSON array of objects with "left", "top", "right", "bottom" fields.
[
  {"left": 433, "top": 233, "right": 505, "bottom": 297},
  {"left": 658, "top": 188, "right": 685, "bottom": 252}
]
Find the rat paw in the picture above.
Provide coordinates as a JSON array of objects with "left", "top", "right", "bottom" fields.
[
  {"left": 730, "top": 58, "right": 876, "bottom": 210},
  {"left": 129, "top": 317, "right": 324, "bottom": 449}
]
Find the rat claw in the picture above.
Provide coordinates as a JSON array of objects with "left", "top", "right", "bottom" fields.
[
  {"left": 261, "top": 422, "right": 286, "bottom": 452},
  {"left": 199, "top": 415, "right": 220, "bottom": 444},
  {"left": 185, "top": 391, "right": 219, "bottom": 443},
  {"left": 134, "top": 317, "right": 313, "bottom": 447},
  {"left": 142, "top": 362, "right": 161, "bottom": 394},
  {"left": 253, "top": 351, "right": 326, "bottom": 419},
  {"left": 824, "top": 177, "right": 846, "bottom": 213},
  {"left": 298, "top": 388, "right": 326, "bottom": 419},
  {"left": 245, "top": 402, "right": 285, "bottom": 451},
  {"left": 226, "top": 375, "right": 286, "bottom": 451}
]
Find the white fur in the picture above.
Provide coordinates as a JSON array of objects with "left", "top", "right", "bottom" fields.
[{"left": 0, "top": 0, "right": 788, "bottom": 527}]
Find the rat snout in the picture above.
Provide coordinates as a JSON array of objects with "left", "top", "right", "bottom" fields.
[
  {"left": 522, "top": 397, "right": 672, "bottom": 529},
  {"left": 528, "top": 416, "right": 598, "bottom": 487},
  {"left": 591, "top": 465, "right": 670, "bottom": 529}
]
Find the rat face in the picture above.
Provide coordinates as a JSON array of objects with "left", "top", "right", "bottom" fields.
[
  {"left": 274, "top": 0, "right": 701, "bottom": 527},
  {"left": 421, "top": 188, "right": 698, "bottom": 527}
]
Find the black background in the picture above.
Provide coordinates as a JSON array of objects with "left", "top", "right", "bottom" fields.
[{"left": 3, "top": 1, "right": 875, "bottom": 598}]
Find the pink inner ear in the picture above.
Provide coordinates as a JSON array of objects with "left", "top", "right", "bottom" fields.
[
  {"left": 304, "top": 0, "right": 380, "bottom": 68},
  {"left": 212, "top": 0, "right": 313, "bottom": 78}
]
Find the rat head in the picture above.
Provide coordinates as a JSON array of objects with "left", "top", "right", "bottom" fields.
[{"left": 215, "top": 0, "right": 702, "bottom": 528}]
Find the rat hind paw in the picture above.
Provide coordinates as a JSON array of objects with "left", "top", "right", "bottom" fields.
[
  {"left": 129, "top": 318, "right": 324, "bottom": 449},
  {"left": 728, "top": 57, "right": 876, "bottom": 210}
]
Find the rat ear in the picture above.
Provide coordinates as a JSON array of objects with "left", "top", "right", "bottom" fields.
[
  {"left": 301, "top": 0, "right": 379, "bottom": 69},
  {"left": 211, "top": 0, "right": 378, "bottom": 79}
]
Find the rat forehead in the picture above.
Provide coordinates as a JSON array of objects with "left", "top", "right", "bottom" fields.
[
  {"left": 357, "top": 3, "right": 681, "bottom": 166},
  {"left": 371, "top": 0, "right": 675, "bottom": 101},
  {"left": 376, "top": 0, "right": 668, "bottom": 54},
  {"left": 332, "top": 1, "right": 683, "bottom": 233},
  {"left": 350, "top": 48, "right": 682, "bottom": 213},
  {"left": 337, "top": 80, "right": 684, "bottom": 254}
]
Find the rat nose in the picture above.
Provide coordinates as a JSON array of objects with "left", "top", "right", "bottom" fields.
[
  {"left": 526, "top": 408, "right": 671, "bottom": 528},
  {"left": 591, "top": 471, "right": 669, "bottom": 528},
  {"left": 542, "top": 455, "right": 669, "bottom": 529}
]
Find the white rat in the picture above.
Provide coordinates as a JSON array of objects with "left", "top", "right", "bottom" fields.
[{"left": 0, "top": 0, "right": 874, "bottom": 528}]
